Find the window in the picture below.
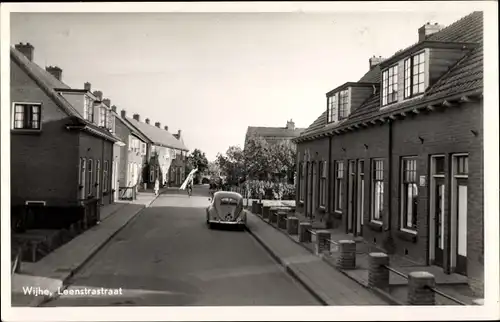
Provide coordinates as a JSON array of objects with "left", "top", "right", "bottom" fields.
[
  {"left": 140, "top": 142, "right": 147, "bottom": 156},
  {"left": 299, "top": 162, "right": 305, "bottom": 202},
  {"left": 96, "top": 160, "right": 101, "bottom": 197},
  {"left": 12, "top": 103, "right": 41, "bottom": 130},
  {"left": 404, "top": 52, "right": 425, "bottom": 98},
  {"left": 382, "top": 65, "right": 398, "bottom": 106},
  {"left": 334, "top": 161, "right": 344, "bottom": 212},
  {"left": 128, "top": 136, "right": 133, "bottom": 151},
  {"left": 327, "top": 94, "right": 337, "bottom": 123},
  {"left": 150, "top": 168, "right": 154, "bottom": 182},
  {"left": 338, "top": 90, "right": 349, "bottom": 120},
  {"left": 371, "top": 159, "right": 384, "bottom": 222},
  {"left": 401, "top": 157, "right": 418, "bottom": 231},
  {"left": 320, "top": 161, "right": 327, "bottom": 207},
  {"left": 106, "top": 110, "right": 112, "bottom": 130},
  {"left": 455, "top": 155, "right": 469, "bottom": 175},
  {"left": 79, "top": 158, "right": 86, "bottom": 198},
  {"left": 87, "top": 159, "right": 93, "bottom": 196},
  {"left": 99, "top": 107, "right": 107, "bottom": 127},
  {"left": 103, "top": 161, "right": 109, "bottom": 192},
  {"left": 84, "top": 96, "right": 93, "bottom": 122},
  {"left": 172, "top": 149, "right": 177, "bottom": 159}
]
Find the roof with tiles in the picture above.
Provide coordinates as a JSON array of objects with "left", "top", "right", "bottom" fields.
[
  {"left": 246, "top": 124, "right": 306, "bottom": 139},
  {"left": 125, "top": 117, "right": 189, "bottom": 151},
  {"left": 10, "top": 46, "right": 120, "bottom": 143},
  {"left": 297, "top": 11, "right": 483, "bottom": 141}
]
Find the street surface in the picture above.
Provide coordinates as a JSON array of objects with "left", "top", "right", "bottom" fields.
[{"left": 43, "top": 186, "right": 319, "bottom": 306}]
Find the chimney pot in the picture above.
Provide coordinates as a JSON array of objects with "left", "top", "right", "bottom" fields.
[
  {"left": 102, "top": 98, "right": 111, "bottom": 107},
  {"left": 418, "top": 22, "right": 444, "bottom": 42},
  {"left": 369, "top": 55, "right": 385, "bottom": 70},
  {"left": 15, "top": 42, "right": 34, "bottom": 61},
  {"left": 145, "top": 118, "right": 150, "bottom": 124},
  {"left": 155, "top": 122, "right": 161, "bottom": 128},
  {"left": 164, "top": 126, "right": 169, "bottom": 131},
  {"left": 84, "top": 82, "right": 91, "bottom": 91},
  {"left": 121, "top": 110, "right": 126, "bottom": 118},
  {"left": 93, "top": 91, "right": 103, "bottom": 101},
  {"left": 45, "top": 66, "right": 63, "bottom": 81},
  {"left": 177, "top": 129, "right": 182, "bottom": 137},
  {"left": 111, "top": 105, "right": 117, "bottom": 112},
  {"left": 133, "top": 114, "right": 140, "bottom": 122}
]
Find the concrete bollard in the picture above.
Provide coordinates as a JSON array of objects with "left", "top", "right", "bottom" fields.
[
  {"left": 270, "top": 210, "right": 278, "bottom": 224},
  {"left": 262, "top": 206, "right": 271, "bottom": 219},
  {"left": 277, "top": 212, "right": 288, "bottom": 229},
  {"left": 256, "top": 202, "right": 263, "bottom": 215},
  {"left": 286, "top": 217, "right": 299, "bottom": 235},
  {"left": 337, "top": 240, "right": 356, "bottom": 269},
  {"left": 251, "top": 201, "right": 258, "bottom": 214},
  {"left": 368, "top": 252, "right": 390, "bottom": 291},
  {"left": 299, "top": 222, "right": 312, "bottom": 243},
  {"left": 407, "top": 271, "right": 436, "bottom": 305},
  {"left": 315, "top": 230, "right": 331, "bottom": 255}
]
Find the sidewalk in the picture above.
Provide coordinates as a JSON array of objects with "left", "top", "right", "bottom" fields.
[
  {"left": 11, "top": 190, "right": 163, "bottom": 307},
  {"left": 245, "top": 212, "right": 389, "bottom": 305}
]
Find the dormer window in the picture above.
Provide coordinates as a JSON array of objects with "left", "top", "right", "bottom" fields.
[
  {"left": 382, "top": 65, "right": 398, "bottom": 106},
  {"left": 327, "top": 94, "right": 337, "bottom": 123},
  {"left": 99, "top": 107, "right": 107, "bottom": 127},
  {"left": 404, "top": 51, "right": 425, "bottom": 98},
  {"left": 338, "top": 89, "right": 349, "bottom": 120},
  {"left": 84, "top": 96, "right": 93, "bottom": 122}
]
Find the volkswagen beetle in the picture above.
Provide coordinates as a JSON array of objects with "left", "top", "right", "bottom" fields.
[{"left": 206, "top": 191, "right": 247, "bottom": 229}]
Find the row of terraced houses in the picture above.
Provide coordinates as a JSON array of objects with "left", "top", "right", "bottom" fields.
[
  {"left": 293, "top": 12, "right": 484, "bottom": 296},
  {"left": 10, "top": 42, "right": 189, "bottom": 230}
]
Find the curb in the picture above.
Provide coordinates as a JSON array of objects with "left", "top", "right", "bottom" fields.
[
  {"left": 33, "top": 192, "right": 162, "bottom": 307},
  {"left": 244, "top": 225, "right": 329, "bottom": 306},
  {"left": 247, "top": 211, "right": 396, "bottom": 305}
]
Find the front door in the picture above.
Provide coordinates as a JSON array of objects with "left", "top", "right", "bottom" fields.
[
  {"left": 356, "top": 160, "right": 365, "bottom": 236},
  {"left": 433, "top": 177, "right": 445, "bottom": 267},
  {"left": 347, "top": 160, "right": 356, "bottom": 234},
  {"left": 312, "top": 162, "right": 317, "bottom": 217},
  {"left": 306, "top": 162, "right": 313, "bottom": 218},
  {"left": 455, "top": 178, "right": 468, "bottom": 275}
]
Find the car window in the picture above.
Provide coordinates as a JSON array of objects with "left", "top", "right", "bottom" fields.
[{"left": 219, "top": 197, "right": 238, "bottom": 206}]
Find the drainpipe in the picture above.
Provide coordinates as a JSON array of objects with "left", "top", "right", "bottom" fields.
[
  {"left": 328, "top": 136, "right": 332, "bottom": 217},
  {"left": 387, "top": 120, "right": 393, "bottom": 232}
]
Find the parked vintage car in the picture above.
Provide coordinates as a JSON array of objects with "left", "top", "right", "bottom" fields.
[{"left": 206, "top": 191, "right": 247, "bottom": 229}]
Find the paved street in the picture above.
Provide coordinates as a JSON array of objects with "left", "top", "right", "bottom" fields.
[{"left": 42, "top": 186, "right": 319, "bottom": 306}]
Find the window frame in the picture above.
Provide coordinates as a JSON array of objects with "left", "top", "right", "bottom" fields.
[
  {"left": 87, "top": 159, "right": 93, "bottom": 196},
  {"left": 96, "top": 160, "right": 101, "bottom": 198},
  {"left": 84, "top": 96, "right": 94, "bottom": 123},
  {"left": 338, "top": 89, "right": 349, "bottom": 120},
  {"left": 103, "top": 161, "right": 109, "bottom": 192},
  {"left": 327, "top": 94, "right": 338, "bottom": 123},
  {"left": 99, "top": 107, "right": 107, "bottom": 127},
  {"left": 400, "top": 156, "right": 419, "bottom": 233},
  {"left": 319, "top": 161, "right": 327, "bottom": 208},
  {"left": 404, "top": 51, "right": 426, "bottom": 99},
  {"left": 11, "top": 102, "right": 42, "bottom": 131},
  {"left": 79, "top": 157, "right": 86, "bottom": 199},
  {"left": 334, "top": 160, "right": 344, "bottom": 213},
  {"left": 371, "top": 158, "right": 384, "bottom": 224},
  {"left": 382, "top": 64, "right": 399, "bottom": 106}
]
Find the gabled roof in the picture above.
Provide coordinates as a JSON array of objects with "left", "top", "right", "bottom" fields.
[
  {"left": 10, "top": 46, "right": 120, "bottom": 143},
  {"left": 246, "top": 126, "right": 306, "bottom": 139},
  {"left": 297, "top": 11, "right": 483, "bottom": 142},
  {"left": 113, "top": 112, "right": 150, "bottom": 143},
  {"left": 124, "top": 117, "right": 189, "bottom": 151}
]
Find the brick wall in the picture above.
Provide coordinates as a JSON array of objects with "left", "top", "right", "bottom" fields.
[{"left": 10, "top": 59, "right": 79, "bottom": 206}]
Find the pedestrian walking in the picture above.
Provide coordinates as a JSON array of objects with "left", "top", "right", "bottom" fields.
[{"left": 154, "top": 179, "right": 160, "bottom": 196}]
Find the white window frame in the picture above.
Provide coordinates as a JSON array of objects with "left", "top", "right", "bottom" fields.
[
  {"left": 87, "top": 159, "right": 93, "bottom": 196},
  {"left": 382, "top": 64, "right": 399, "bottom": 106},
  {"left": 400, "top": 156, "right": 418, "bottom": 234},
  {"left": 334, "top": 161, "right": 344, "bottom": 213},
  {"left": 327, "top": 94, "right": 338, "bottom": 123},
  {"left": 299, "top": 162, "right": 305, "bottom": 203},
  {"left": 338, "top": 89, "right": 349, "bottom": 120},
  {"left": 99, "top": 107, "right": 107, "bottom": 127},
  {"left": 96, "top": 160, "right": 101, "bottom": 198},
  {"left": 429, "top": 154, "right": 446, "bottom": 262},
  {"left": 141, "top": 142, "right": 147, "bottom": 156},
  {"left": 79, "top": 157, "right": 86, "bottom": 199},
  {"left": 404, "top": 51, "right": 426, "bottom": 99},
  {"left": 11, "top": 102, "right": 42, "bottom": 131},
  {"left": 128, "top": 136, "right": 133, "bottom": 151},
  {"left": 84, "top": 96, "right": 94, "bottom": 122},
  {"left": 103, "top": 161, "right": 109, "bottom": 192},
  {"left": 319, "top": 161, "right": 327, "bottom": 208},
  {"left": 371, "top": 158, "right": 384, "bottom": 224}
]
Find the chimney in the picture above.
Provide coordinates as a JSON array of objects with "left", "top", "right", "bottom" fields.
[
  {"left": 102, "top": 98, "right": 111, "bottom": 107},
  {"left": 164, "top": 126, "right": 169, "bottom": 131},
  {"left": 45, "top": 66, "right": 62, "bottom": 81},
  {"left": 133, "top": 114, "right": 140, "bottom": 122},
  {"left": 418, "top": 22, "right": 444, "bottom": 42},
  {"left": 121, "top": 110, "right": 126, "bottom": 118},
  {"left": 84, "top": 82, "right": 91, "bottom": 91},
  {"left": 145, "top": 118, "right": 150, "bottom": 124},
  {"left": 155, "top": 122, "right": 161, "bottom": 128},
  {"left": 15, "top": 42, "right": 34, "bottom": 61},
  {"left": 111, "top": 105, "right": 117, "bottom": 112},
  {"left": 369, "top": 55, "right": 385, "bottom": 70},
  {"left": 286, "top": 119, "right": 295, "bottom": 130},
  {"left": 177, "top": 129, "right": 182, "bottom": 138},
  {"left": 93, "top": 91, "right": 103, "bottom": 101}
]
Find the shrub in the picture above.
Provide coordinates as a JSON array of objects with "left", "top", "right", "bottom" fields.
[{"left": 238, "top": 180, "right": 296, "bottom": 200}]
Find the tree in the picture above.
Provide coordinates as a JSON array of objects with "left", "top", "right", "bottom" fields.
[
  {"left": 216, "top": 145, "right": 246, "bottom": 186},
  {"left": 243, "top": 134, "right": 273, "bottom": 181},
  {"left": 185, "top": 149, "right": 209, "bottom": 184}
]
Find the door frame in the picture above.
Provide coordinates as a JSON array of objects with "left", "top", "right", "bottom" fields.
[
  {"left": 347, "top": 160, "right": 356, "bottom": 234},
  {"left": 428, "top": 155, "right": 446, "bottom": 266},
  {"left": 356, "top": 159, "right": 365, "bottom": 236},
  {"left": 450, "top": 153, "right": 468, "bottom": 275}
]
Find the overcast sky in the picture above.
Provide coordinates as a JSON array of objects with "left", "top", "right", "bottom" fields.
[{"left": 11, "top": 9, "right": 476, "bottom": 161}]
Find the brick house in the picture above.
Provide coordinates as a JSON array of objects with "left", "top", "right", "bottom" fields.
[
  {"left": 122, "top": 114, "right": 189, "bottom": 188},
  {"left": 293, "top": 12, "right": 484, "bottom": 295},
  {"left": 10, "top": 43, "right": 124, "bottom": 229},
  {"left": 244, "top": 119, "right": 305, "bottom": 149}
]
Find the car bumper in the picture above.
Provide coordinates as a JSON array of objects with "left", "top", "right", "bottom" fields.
[{"left": 208, "top": 220, "right": 246, "bottom": 226}]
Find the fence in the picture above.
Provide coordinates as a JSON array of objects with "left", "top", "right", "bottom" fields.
[
  {"left": 119, "top": 184, "right": 137, "bottom": 200},
  {"left": 250, "top": 200, "right": 472, "bottom": 306}
]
